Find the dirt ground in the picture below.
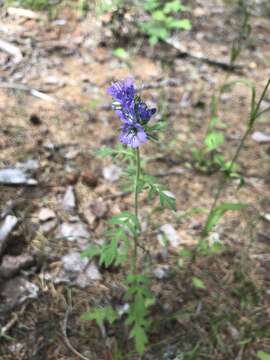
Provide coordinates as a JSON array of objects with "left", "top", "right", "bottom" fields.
[{"left": 0, "top": 1, "right": 270, "bottom": 359}]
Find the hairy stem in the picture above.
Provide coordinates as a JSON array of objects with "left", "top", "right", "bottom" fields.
[{"left": 132, "top": 147, "right": 141, "bottom": 274}]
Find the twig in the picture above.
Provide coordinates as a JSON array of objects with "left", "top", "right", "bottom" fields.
[
  {"left": 0, "top": 82, "right": 56, "bottom": 102},
  {"left": 141, "top": 78, "right": 183, "bottom": 90},
  {"left": 153, "top": 169, "right": 186, "bottom": 177},
  {"left": 0, "top": 313, "right": 18, "bottom": 338},
  {"left": 103, "top": 191, "right": 130, "bottom": 200},
  {"left": 62, "top": 306, "right": 91, "bottom": 360},
  {"left": 164, "top": 38, "right": 243, "bottom": 72}
]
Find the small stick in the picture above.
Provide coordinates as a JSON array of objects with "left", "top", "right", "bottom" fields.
[
  {"left": 103, "top": 191, "right": 130, "bottom": 200},
  {"left": 0, "top": 82, "right": 56, "bottom": 102},
  {"left": 0, "top": 313, "right": 18, "bottom": 338},
  {"left": 164, "top": 38, "right": 243, "bottom": 72},
  {"left": 62, "top": 306, "right": 91, "bottom": 360}
]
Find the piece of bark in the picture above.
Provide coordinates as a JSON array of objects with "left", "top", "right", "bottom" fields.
[
  {"left": 0, "top": 215, "right": 18, "bottom": 256},
  {"left": 0, "top": 254, "right": 34, "bottom": 278}
]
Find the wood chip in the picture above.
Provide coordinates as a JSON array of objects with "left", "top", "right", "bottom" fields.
[{"left": 0, "top": 38, "right": 23, "bottom": 63}]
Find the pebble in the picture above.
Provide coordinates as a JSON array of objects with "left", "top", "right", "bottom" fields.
[
  {"left": 38, "top": 208, "right": 56, "bottom": 222},
  {"left": 62, "top": 186, "right": 76, "bottom": 210},
  {"left": 59, "top": 220, "right": 90, "bottom": 242},
  {"left": 102, "top": 164, "right": 122, "bottom": 182},
  {"left": 153, "top": 265, "right": 171, "bottom": 279},
  {"left": 251, "top": 131, "right": 270, "bottom": 143},
  {"left": 158, "top": 223, "right": 181, "bottom": 248}
]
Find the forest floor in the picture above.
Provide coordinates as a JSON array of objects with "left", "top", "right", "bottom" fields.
[{"left": 0, "top": 1, "right": 270, "bottom": 359}]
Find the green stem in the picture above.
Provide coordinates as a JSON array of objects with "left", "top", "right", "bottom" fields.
[
  {"left": 132, "top": 147, "right": 141, "bottom": 274},
  {"left": 204, "top": 126, "right": 251, "bottom": 232},
  {"left": 203, "top": 78, "right": 270, "bottom": 236}
]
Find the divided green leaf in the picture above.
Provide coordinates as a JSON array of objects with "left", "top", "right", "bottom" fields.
[
  {"left": 81, "top": 306, "right": 117, "bottom": 327},
  {"left": 204, "top": 202, "right": 247, "bottom": 235}
]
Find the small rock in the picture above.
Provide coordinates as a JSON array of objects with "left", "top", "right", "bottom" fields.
[
  {"left": 64, "top": 148, "right": 80, "bottom": 160},
  {"left": 227, "top": 323, "right": 240, "bottom": 339},
  {"left": 8, "top": 342, "right": 24, "bottom": 354},
  {"left": 76, "top": 263, "right": 102, "bottom": 288},
  {"left": 208, "top": 232, "right": 221, "bottom": 246},
  {"left": 1, "top": 277, "right": 39, "bottom": 311},
  {"left": 102, "top": 164, "right": 122, "bottom": 182},
  {"left": 59, "top": 220, "right": 90, "bottom": 242},
  {"left": 38, "top": 208, "right": 56, "bottom": 222},
  {"left": 117, "top": 303, "right": 130, "bottom": 316},
  {"left": 62, "top": 186, "right": 76, "bottom": 210},
  {"left": 261, "top": 213, "right": 270, "bottom": 222},
  {"left": 62, "top": 252, "right": 88, "bottom": 272},
  {"left": 85, "top": 263, "right": 101, "bottom": 280},
  {"left": 0, "top": 215, "right": 18, "bottom": 256},
  {"left": 16, "top": 159, "right": 39, "bottom": 171},
  {"left": 43, "top": 142, "right": 57, "bottom": 151},
  {"left": 82, "top": 170, "right": 98, "bottom": 187},
  {"left": 153, "top": 265, "right": 171, "bottom": 280},
  {"left": 85, "top": 200, "right": 108, "bottom": 226},
  {"left": 194, "top": 6, "right": 206, "bottom": 17},
  {"left": 89, "top": 200, "right": 107, "bottom": 219},
  {"left": 0, "top": 168, "right": 37, "bottom": 185},
  {"left": 248, "top": 61, "right": 257, "bottom": 69},
  {"left": 0, "top": 254, "right": 34, "bottom": 278},
  {"left": 158, "top": 224, "right": 181, "bottom": 248},
  {"left": 251, "top": 131, "right": 270, "bottom": 143},
  {"left": 60, "top": 252, "right": 101, "bottom": 288},
  {"left": 40, "top": 218, "right": 57, "bottom": 234}
]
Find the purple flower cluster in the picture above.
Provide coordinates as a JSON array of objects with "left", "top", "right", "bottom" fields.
[{"left": 107, "top": 78, "right": 156, "bottom": 148}]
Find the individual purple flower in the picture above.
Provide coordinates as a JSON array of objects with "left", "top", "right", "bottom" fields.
[
  {"left": 107, "top": 77, "right": 136, "bottom": 111},
  {"left": 119, "top": 122, "right": 147, "bottom": 148},
  {"left": 107, "top": 77, "right": 156, "bottom": 148}
]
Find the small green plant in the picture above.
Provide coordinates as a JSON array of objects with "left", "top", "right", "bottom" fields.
[
  {"left": 140, "top": 0, "right": 191, "bottom": 46},
  {"left": 81, "top": 305, "right": 117, "bottom": 327},
  {"left": 81, "top": 78, "right": 175, "bottom": 355},
  {"left": 192, "top": 95, "right": 229, "bottom": 174},
  {"left": 202, "top": 78, "right": 270, "bottom": 237}
]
